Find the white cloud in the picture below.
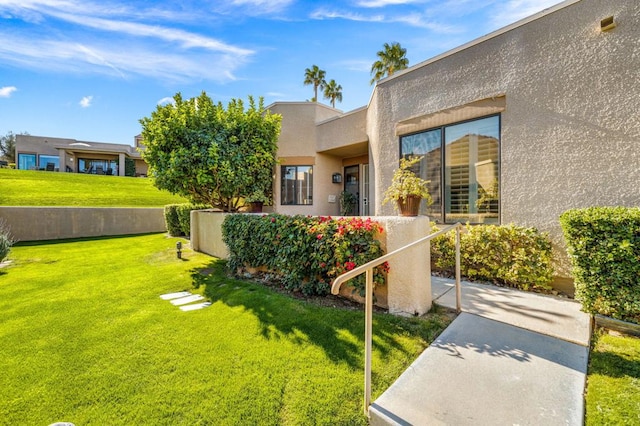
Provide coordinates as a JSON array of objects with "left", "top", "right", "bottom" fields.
[
  {"left": 157, "top": 97, "right": 175, "bottom": 105},
  {"left": 356, "top": 0, "right": 420, "bottom": 7},
  {"left": 310, "top": 9, "right": 460, "bottom": 32},
  {"left": 79, "top": 95, "right": 93, "bottom": 107},
  {"left": 0, "top": 86, "right": 17, "bottom": 97},
  {"left": 491, "top": 0, "right": 564, "bottom": 28},
  {"left": 0, "top": 0, "right": 255, "bottom": 83},
  {"left": 230, "top": 0, "right": 294, "bottom": 14}
]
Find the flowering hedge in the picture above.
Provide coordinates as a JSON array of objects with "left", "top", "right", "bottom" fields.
[{"left": 222, "top": 214, "right": 388, "bottom": 296}]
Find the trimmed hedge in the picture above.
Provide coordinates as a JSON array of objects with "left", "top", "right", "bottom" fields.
[
  {"left": 560, "top": 207, "right": 640, "bottom": 324},
  {"left": 222, "top": 214, "right": 388, "bottom": 296},
  {"left": 164, "top": 203, "right": 208, "bottom": 237},
  {"left": 431, "top": 223, "right": 553, "bottom": 291}
]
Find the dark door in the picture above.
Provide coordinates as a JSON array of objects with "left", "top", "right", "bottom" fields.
[{"left": 344, "top": 165, "right": 359, "bottom": 216}]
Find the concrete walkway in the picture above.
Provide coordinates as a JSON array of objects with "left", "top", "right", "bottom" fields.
[{"left": 370, "top": 277, "right": 591, "bottom": 425}]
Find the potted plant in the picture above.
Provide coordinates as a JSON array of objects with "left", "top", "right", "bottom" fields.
[
  {"left": 383, "top": 156, "right": 433, "bottom": 216},
  {"left": 339, "top": 191, "right": 358, "bottom": 216},
  {"left": 245, "top": 191, "right": 270, "bottom": 213}
]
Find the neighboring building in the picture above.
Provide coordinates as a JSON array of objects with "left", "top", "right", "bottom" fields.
[
  {"left": 15, "top": 135, "right": 148, "bottom": 177},
  {"left": 269, "top": 0, "right": 639, "bottom": 282}
]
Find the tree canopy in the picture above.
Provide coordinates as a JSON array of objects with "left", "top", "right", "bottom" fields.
[
  {"left": 370, "top": 42, "right": 409, "bottom": 85},
  {"left": 303, "top": 65, "right": 326, "bottom": 102},
  {"left": 139, "top": 92, "right": 281, "bottom": 212},
  {"left": 0, "top": 131, "right": 26, "bottom": 163},
  {"left": 323, "top": 79, "right": 343, "bottom": 108}
]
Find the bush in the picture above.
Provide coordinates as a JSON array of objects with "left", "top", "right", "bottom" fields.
[
  {"left": 0, "top": 219, "right": 14, "bottom": 263},
  {"left": 560, "top": 207, "right": 640, "bottom": 324},
  {"left": 431, "top": 223, "right": 553, "bottom": 291},
  {"left": 164, "top": 203, "right": 208, "bottom": 237},
  {"left": 222, "top": 214, "right": 388, "bottom": 296},
  {"left": 125, "top": 157, "right": 136, "bottom": 177},
  {"left": 164, "top": 205, "right": 181, "bottom": 236}
]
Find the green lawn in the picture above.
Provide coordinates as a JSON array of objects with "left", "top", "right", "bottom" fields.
[
  {"left": 586, "top": 330, "right": 640, "bottom": 425},
  {"left": 0, "top": 234, "right": 451, "bottom": 425},
  {"left": 0, "top": 168, "right": 187, "bottom": 206}
]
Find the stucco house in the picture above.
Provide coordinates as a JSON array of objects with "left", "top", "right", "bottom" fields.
[
  {"left": 15, "top": 134, "right": 148, "bottom": 177},
  {"left": 268, "top": 0, "right": 639, "bottom": 285}
]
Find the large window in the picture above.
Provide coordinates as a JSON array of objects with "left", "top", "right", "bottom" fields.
[
  {"left": 18, "top": 153, "right": 36, "bottom": 170},
  {"left": 39, "top": 155, "right": 59, "bottom": 170},
  {"left": 400, "top": 115, "right": 500, "bottom": 224},
  {"left": 281, "top": 166, "right": 313, "bottom": 205}
]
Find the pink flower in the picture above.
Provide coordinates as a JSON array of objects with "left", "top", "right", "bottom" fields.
[
  {"left": 317, "top": 234, "right": 323, "bottom": 240},
  {"left": 319, "top": 262, "right": 326, "bottom": 268}
]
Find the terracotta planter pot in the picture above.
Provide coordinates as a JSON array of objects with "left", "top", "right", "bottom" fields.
[
  {"left": 397, "top": 195, "right": 422, "bottom": 217},
  {"left": 248, "top": 202, "right": 263, "bottom": 213}
]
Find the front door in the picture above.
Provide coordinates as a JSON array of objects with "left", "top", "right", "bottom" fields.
[{"left": 344, "top": 165, "right": 359, "bottom": 216}]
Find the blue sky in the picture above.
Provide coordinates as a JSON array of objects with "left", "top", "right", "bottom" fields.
[{"left": 0, "top": 0, "right": 563, "bottom": 146}]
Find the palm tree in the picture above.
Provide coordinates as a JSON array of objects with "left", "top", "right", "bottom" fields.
[
  {"left": 303, "top": 65, "right": 326, "bottom": 102},
  {"left": 323, "top": 79, "right": 343, "bottom": 108},
  {"left": 370, "top": 42, "right": 409, "bottom": 85}
]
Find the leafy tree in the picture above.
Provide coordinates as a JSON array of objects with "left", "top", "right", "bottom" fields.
[
  {"left": 370, "top": 42, "right": 409, "bottom": 85},
  {"left": 0, "top": 131, "right": 27, "bottom": 163},
  {"left": 323, "top": 79, "right": 343, "bottom": 108},
  {"left": 139, "top": 92, "right": 281, "bottom": 212},
  {"left": 303, "top": 65, "right": 326, "bottom": 102}
]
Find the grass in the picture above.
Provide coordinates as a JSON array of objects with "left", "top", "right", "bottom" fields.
[
  {"left": 0, "top": 168, "right": 187, "bottom": 206},
  {"left": 0, "top": 234, "right": 451, "bottom": 425},
  {"left": 586, "top": 330, "right": 640, "bottom": 425}
]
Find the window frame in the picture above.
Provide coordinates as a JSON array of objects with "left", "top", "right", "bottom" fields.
[
  {"left": 398, "top": 114, "right": 501, "bottom": 224},
  {"left": 280, "top": 165, "right": 314, "bottom": 206}
]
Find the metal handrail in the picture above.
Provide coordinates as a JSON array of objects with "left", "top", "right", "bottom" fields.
[{"left": 331, "top": 222, "right": 463, "bottom": 416}]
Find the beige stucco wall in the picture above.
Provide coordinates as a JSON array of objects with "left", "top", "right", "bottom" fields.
[
  {"left": 0, "top": 207, "right": 165, "bottom": 241},
  {"left": 316, "top": 107, "right": 368, "bottom": 155},
  {"left": 191, "top": 211, "right": 432, "bottom": 315},
  {"left": 190, "top": 210, "right": 230, "bottom": 259},
  {"left": 367, "top": 0, "right": 640, "bottom": 278},
  {"left": 268, "top": 102, "right": 346, "bottom": 216}
]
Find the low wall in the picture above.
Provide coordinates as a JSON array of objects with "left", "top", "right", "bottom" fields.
[
  {"left": 0, "top": 207, "right": 166, "bottom": 241},
  {"left": 190, "top": 211, "right": 432, "bottom": 316}
]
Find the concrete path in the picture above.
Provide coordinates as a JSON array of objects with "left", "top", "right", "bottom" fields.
[{"left": 370, "top": 277, "right": 591, "bottom": 425}]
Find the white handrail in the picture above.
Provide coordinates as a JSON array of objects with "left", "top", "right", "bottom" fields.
[{"left": 331, "top": 222, "right": 463, "bottom": 416}]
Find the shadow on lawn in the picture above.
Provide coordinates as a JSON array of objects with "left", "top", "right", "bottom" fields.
[{"left": 191, "top": 260, "right": 444, "bottom": 370}]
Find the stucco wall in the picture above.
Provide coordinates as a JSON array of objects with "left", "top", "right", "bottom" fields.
[
  {"left": 0, "top": 207, "right": 165, "bottom": 241},
  {"left": 368, "top": 0, "right": 640, "bottom": 277},
  {"left": 190, "top": 210, "right": 230, "bottom": 259},
  {"left": 269, "top": 102, "right": 346, "bottom": 216},
  {"left": 191, "top": 211, "right": 432, "bottom": 315}
]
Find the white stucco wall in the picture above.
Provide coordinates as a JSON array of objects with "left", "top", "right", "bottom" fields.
[{"left": 367, "top": 0, "right": 640, "bottom": 277}]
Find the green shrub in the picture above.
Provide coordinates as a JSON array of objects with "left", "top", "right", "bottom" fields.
[
  {"left": 431, "top": 223, "right": 553, "bottom": 291},
  {"left": 222, "top": 214, "right": 388, "bottom": 296},
  {"left": 124, "top": 157, "right": 136, "bottom": 177},
  {"left": 164, "top": 203, "right": 208, "bottom": 237},
  {"left": 560, "top": 207, "right": 640, "bottom": 324},
  {"left": 164, "top": 204, "right": 182, "bottom": 236},
  {"left": 177, "top": 203, "right": 208, "bottom": 236}
]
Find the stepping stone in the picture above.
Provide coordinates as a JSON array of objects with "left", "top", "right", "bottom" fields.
[
  {"left": 171, "top": 294, "right": 204, "bottom": 306},
  {"left": 180, "top": 302, "right": 212, "bottom": 312},
  {"left": 160, "top": 291, "right": 192, "bottom": 300}
]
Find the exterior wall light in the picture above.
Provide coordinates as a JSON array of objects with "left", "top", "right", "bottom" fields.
[
  {"left": 332, "top": 173, "right": 342, "bottom": 184},
  {"left": 600, "top": 16, "right": 616, "bottom": 32},
  {"left": 176, "top": 241, "right": 182, "bottom": 259}
]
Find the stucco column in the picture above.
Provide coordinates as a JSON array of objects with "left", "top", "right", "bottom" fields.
[
  {"left": 118, "top": 153, "right": 125, "bottom": 176},
  {"left": 382, "top": 216, "right": 432, "bottom": 316},
  {"left": 58, "top": 150, "right": 67, "bottom": 172}
]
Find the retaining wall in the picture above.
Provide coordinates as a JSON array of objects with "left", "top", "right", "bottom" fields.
[
  {"left": 190, "top": 210, "right": 432, "bottom": 316},
  {"left": 0, "top": 207, "right": 166, "bottom": 241}
]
